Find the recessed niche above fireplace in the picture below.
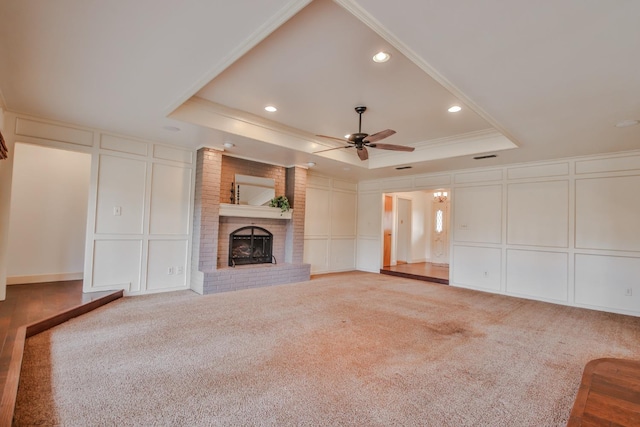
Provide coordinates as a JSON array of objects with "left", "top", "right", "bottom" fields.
[{"left": 234, "top": 174, "right": 275, "bottom": 206}]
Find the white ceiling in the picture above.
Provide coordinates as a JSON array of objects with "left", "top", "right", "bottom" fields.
[{"left": 0, "top": 0, "right": 638, "bottom": 181}]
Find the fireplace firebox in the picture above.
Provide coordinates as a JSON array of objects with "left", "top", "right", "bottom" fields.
[{"left": 229, "top": 226, "right": 273, "bottom": 266}]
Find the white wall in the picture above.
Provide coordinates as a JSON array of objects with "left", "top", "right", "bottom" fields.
[
  {"left": 7, "top": 143, "right": 91, "bottom": 283},
  {"left": 357, "top": 154, "right": 640, "bottom": 317},
  {"left": 0, "top": 112, "right": 194, "bottom": 297},
  {"left": 0, "top": 106, "right": 8, "bottom": 299},
  {"left": 304, "top": 174, "right": 357, "bottom": 274}
]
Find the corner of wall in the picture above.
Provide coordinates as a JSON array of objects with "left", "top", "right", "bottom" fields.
[{"left": 0, "top": 110, "right": 15, "bottom": 300}]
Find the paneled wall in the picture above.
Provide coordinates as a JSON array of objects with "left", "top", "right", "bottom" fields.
[
  {"left": 0, "top": 112, "right": 194, "bottom": 296},
  {"left": 357, "top": 152, "right": 640, "bottom": 317},
  {"left": 89, "top": 137, "right": 193, "bottom": 294},
  {"left": 304, "top": 174, "right": 357, "bottom": 274}
]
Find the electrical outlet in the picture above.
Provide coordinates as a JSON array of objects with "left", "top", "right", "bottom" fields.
[
  {"left": 624, "top": 288, "right": 633, "bottom": 296},
  {"left": 177, "top": 266, "right": 184, "bottom": 275},
  {"left": 167, "top": 267, "right": 175, "bottom": 275}
]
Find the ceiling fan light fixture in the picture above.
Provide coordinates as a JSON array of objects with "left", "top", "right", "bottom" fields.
[
  {"left": 372, "top": 51, "right": 391, "bottom": 63},
  {"left": 264, "top": 105, "right": 277, "bottom": 112},
  {"left": 448, "top": 105, "right": 462, "bottom": 113}
]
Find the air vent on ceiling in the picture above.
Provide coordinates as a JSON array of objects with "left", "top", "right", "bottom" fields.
[
  {"left": 395, "top": 166, "right": 412, "bottom": 170},
  {"left": 473, "top": 154, "right": 497, "bottom": 160}
]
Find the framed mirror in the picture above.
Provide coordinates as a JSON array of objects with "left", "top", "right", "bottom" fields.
[{"left": 234, "top": 174, "right": 275, "bottom": 206}]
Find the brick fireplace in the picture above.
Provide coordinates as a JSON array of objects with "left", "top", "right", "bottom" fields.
[{"left": 190, "top": 148, "right": 310, "bottom": 294}]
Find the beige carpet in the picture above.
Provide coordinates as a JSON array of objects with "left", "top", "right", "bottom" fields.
[{"left": 15, "top": 272, "right": 640, "bottom": 426}]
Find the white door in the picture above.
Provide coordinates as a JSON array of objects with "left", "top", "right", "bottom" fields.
[
  {"left": 396, "top": 198, "right": 411, "bottom": 264},
  {"left": 430, "top": 199, "right": 449, "bottom": 265}
]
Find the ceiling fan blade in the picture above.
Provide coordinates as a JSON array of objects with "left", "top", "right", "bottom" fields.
[
  {"left": 316, "top": 134, "right": 348, "bottom": 143},
  {"left": 363, "top": 129, "right": 396, "bottom": 143},
  {"left": 357, "top": 146, "right": 369, "bottom": 161},
  {"left": 367, "top": 143, "right": 415, "bottom": 152},
  {"left": 313, "top": 145, "right": 352, "bottom": 154}
]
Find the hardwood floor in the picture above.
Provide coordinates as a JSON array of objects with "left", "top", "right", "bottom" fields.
[
  {"left": 568, "top": 358, "right": 640, "bottom": 426},
  {"left": 380, "top": 262, "right": 449, "bottom": 284},
  {"left": 0, "top": 281, "right": 122, "bottom": 426}
]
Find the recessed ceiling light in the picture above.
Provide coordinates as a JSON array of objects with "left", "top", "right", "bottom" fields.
[
  {"left": 448, "top": 105, "right": 462, "bottom": 113},
  {"left": 264, "top": 105, "right": 277, "bottom": 112},
  {"left": 616, "top": 119, "right": 639, "bottom": 128},
  {"left": 306, "top": 162, "right": 316, "bottom": 167},
  {"left": 372, "top": 51, "right": 391, "bottom": 63},
  {"left": 223, "top": 142, "right": 235, "bottom": 148},
  {"left": 162, "top": 125, "right": 181, "bottom": 132}
]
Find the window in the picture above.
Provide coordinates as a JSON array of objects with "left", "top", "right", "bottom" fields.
[{"left": 435, "top": 209, "right": 443, "bottom": 233}]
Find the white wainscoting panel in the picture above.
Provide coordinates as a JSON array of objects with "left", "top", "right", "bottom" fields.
[
  {"left": 333, "top": 179, "right": 357, "bottom": 192},
  {"left": 95, "top": 155, "right": 147, "bottom": 235},
  {"left": 453, "top": 185, "right": 502, "bottom": 244},
  {"left": 303, "top": 238, "right": 328, "bottom": 274},
  {"left": 380, "top": 177, "right": 413, "bottom": 191},
  {"left": 357, "top": 192, "right": 381, "bottom": 237},
  {"left": 150, "top": 163, "right": 192, "bottom": 235},
  {"left": 15, "top": 117, "right": 93, "bottom": 146},
  {"left": 147, "top": 239, "right": 189, "bottom": 290},
  {"left": 454, "top": 169, "right": 502, "bottom": 184},
  {"left": 100, "top": 134, "right": 148, "bottom": 156},
  {"left": 451, "top": 245, "right": 501, "bottom": 291},
  {"left": 331, "top": 191, "right": 357, "bottom": 236},
  {"left": 305, "top": 187, "right": 331, "bottom": 236},
  {"left": 575, "top": 176, "right": 640, "bottom": 251},
  {"left": 506, "top": 249, "right": 568, "bottom": 302},
  {"left": 305, "top": 174, "right": 358, "bottom": 275},
  {"left": 306, "top": 174, "right": 331, "bottom": 188},
  {"left": 575, "top": 155, "right": 640, "bottom": 174},
  {"left": 153, "top": 144, "right": 193, "bottom": 164},
  {"left": 507, "top": 181, "right": 569, "bottom": 247},
  {"left": 575, "top": 254, "right": 640, "bottom": 314},
  {"left": 356, "top": 237, "right": 380, "bottom": 273},
  {"left": 506, "top": 163, "right": 569, "bottom": 180},
  {"left": 92, "top": 239, "right": 142, "bottom": 291},
  {"left": 329, "top": 239, "right": 356, "bottom": 272},
  {"left": 414, "top": 174, "right": 451, "bottom": 189},
  {"left": 358, "top": 180, "right": 380, "bottom": 192}
]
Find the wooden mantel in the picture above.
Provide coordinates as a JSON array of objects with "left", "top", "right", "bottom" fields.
[{"left": 218, "top": 203, "right": 293, "bottom": 220}]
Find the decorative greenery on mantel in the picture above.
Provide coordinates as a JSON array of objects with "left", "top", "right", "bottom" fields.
[{"left": 269, "top": 195, "right": 290, "bottom": 213}]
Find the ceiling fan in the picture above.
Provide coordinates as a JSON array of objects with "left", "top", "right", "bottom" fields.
[{"left": 315, "top": 106, "right": 415, "bottom": 161}]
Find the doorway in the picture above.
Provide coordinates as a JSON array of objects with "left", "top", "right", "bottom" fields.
[
  {"left": 6, "top": 143, "right": 91, "bottom": 284},
  {"left": 380, "top": 189, "right": 450, "bottom": 284}
]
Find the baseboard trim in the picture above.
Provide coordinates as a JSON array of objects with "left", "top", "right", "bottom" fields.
[
  {"left": 0, "top": 289, "right": 123, "bottom": 427},
  {"left": 7, "top": 272, "right": 83, "bottom": 285}
]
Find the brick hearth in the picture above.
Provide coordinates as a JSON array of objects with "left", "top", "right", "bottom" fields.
[{"left": 190, "top": 148, "right": 310, "bottom": 294}]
